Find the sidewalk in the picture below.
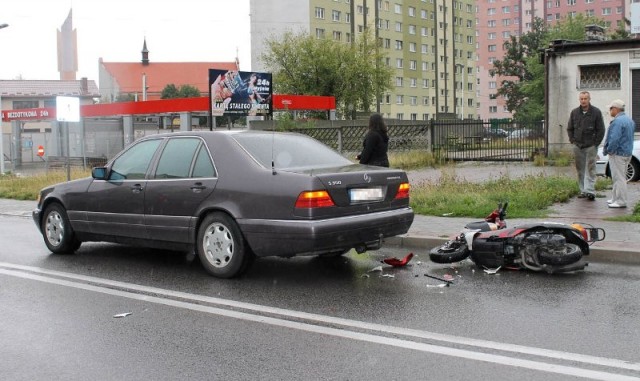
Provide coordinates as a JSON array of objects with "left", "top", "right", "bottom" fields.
[{"left": 2, "top": 162, "right": 639, "bottom": 265}]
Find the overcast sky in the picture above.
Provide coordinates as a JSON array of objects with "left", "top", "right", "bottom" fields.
[{"left": 0, "top": 0, "right": 251, "bottom": 82}]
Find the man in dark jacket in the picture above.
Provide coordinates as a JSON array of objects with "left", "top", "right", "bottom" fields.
[{"left": 567, "top": 91, "right": 605, "bottom": 200}]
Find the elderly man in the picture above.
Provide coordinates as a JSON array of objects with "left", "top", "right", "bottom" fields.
[
  {"left": 603, "top": 99, "right": 636, "bottom": 208},
  {"left": 567, "top": 91, "right": 606, "bottom": 201}
]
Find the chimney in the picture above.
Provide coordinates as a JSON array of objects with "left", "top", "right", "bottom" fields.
[
  {"left": 80, "top": 77, "right": 88, "bottom": 94},
  {"left": 141, "top": 38, "right": 149, "bottom": 66},
  {"left": 585, "top": 25, "right": 606, "bottom": 41}
]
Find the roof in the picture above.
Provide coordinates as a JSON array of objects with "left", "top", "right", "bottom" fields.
[
  {"left": 546, "top": 38, "right": 640, "bottom": 54},
  {"left": 0, "top": 79, "right": 100, "bottom": 98},
  {"left": 101, "top": 61, "right": 238, "bottom": 98}
]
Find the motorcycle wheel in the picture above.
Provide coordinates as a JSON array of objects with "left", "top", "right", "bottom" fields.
[
  {"left": 429, "top": 240, "right": 470, "bottom": 263},
  {"left": 537, "top": 243, "right": 582, "bottom": 266}
]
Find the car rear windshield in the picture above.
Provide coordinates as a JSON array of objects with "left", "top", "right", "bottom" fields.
[{"left": 232, "top": 133, "right": 352, "bottom": 170}]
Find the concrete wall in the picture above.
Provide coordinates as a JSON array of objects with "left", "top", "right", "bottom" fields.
[{"left": 547, "top": 48, "right": 633, "bottom": 155}]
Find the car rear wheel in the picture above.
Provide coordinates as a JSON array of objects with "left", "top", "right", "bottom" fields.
[
  {"left": 606, "top": 158, "right": 640, "bottom": 182},
  {"left": 629, "top": 158, "right": 640, "bottom": 182},
  {"left": 41, "top": 203, "right": 81, "bottom": 254},
  {"left": 197, "top": 212, "right": 254, "bottom": 278}
]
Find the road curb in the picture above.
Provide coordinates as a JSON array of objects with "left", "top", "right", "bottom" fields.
[{"left": 385, "top": 236, "right": 640, "bottom": 266}]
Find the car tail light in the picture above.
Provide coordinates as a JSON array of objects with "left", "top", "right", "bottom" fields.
[
  {"left": 395, "top": 182, "right": 410, "bottom": 199},
  {"left": 295, "top": 190, "right": 336, "bottom": 208}
]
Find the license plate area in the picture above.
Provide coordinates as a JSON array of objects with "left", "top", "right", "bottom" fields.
[{"left": 349, "top": 187, "right": 384, "bottom": 203}]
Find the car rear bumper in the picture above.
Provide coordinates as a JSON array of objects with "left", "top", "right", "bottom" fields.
[{"left": 238, "top": 208, "right": 415, "bottom": 257}]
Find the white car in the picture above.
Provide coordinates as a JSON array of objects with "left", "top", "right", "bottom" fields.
[{"left": 596, "top": 138, "right": 640, "bottom": 182}]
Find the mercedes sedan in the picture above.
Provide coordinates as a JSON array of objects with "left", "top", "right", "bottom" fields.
[{"left": 33, "top": 131, "right": 414, "bottom": 278}]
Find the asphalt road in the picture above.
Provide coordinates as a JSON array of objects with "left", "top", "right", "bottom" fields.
[{"left": 1, "top": 215, "right": 640, "bottom": 380}]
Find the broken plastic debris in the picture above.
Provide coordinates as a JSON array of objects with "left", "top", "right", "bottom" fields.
[
  {"left": 369, "top": 265, "right": 383, "bottom": 272},
  {"left": 443, "top": 274, "right": 454, "bottom": 281},
  {"left": 382, "top": 252, "right": 414, "bottom": 267},
  {"left": 381, "top": 274, "right": 395, "bottom": 278},
  {"left": 426, "top": 283, "right": 448, "bottom": 288},
  {"left": 483, "top": 266, "right": 501, "bottom": 274},
  {"left": 442, "top": 212, "right": 453, "bottom": 216},
  {"left": 113, "top": 312, "right": 132, "bottom": 318},
  {"left": 361, "top": 274, "right": 370, "bottom": 278},
  {"left": 424, "top": 273, "right": 453, "bottom": 283}
]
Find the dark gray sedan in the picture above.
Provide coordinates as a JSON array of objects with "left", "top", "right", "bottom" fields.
[{"left": 33, "top": 131, "right": 414, "bottom": 278}]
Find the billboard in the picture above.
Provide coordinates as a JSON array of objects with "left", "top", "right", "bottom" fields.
[{"left": 209, "top": 69, "right": 272, "bottom": 117}]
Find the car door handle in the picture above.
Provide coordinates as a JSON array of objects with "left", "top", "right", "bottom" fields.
[
  {"left": 130, "top": 184, "right": 144, "bottom": 193},
  {"left": 190, "top": 182, "right": 206, "bottom": 192}
]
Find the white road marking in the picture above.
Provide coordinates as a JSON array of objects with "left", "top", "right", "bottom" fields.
[{"left": 1, "top": 262, "right": 639, "bottom": 380}]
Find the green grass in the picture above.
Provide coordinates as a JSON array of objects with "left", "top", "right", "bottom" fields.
[
  {"left": 410, "top": 170, "right": 611, "bottom": 219},
  {"left": 1, "top": 163, "right": 638, "bottom": 222},
  {"left": 0, "top": 170, "right": 90, "bottom": 200}
]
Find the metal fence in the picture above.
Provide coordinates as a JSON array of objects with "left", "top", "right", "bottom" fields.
[
  {"left": 5, "top": 118, "right": 547, "bottom": 174},
  {"left": 291, "top": 119, "right": 546, "bottom": 162}
]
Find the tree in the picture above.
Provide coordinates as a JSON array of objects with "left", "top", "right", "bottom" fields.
[
  {"left": 161, "top": 84, "right": 201, "bottom": 99},
  {"left": 491, "top": 15, "right": 608, "bottom": 121},
  {"left": 259, "top": 30, "right": 392, "bottom": 119}
]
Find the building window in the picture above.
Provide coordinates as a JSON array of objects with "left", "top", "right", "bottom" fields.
[
  {"left": 410, "top": 96, "right": 417, "bottom": 106},
  {"left": 396, "top": 113, "right": 404, "bottom": 120},
  {"left": 602, "top": 8, "right": 611, "bottom": 16},
  {"left": 409, "top": 42, "right": 416, "bottom": 52},
  {"left": 410, "top": 60, "right": 417, "bottom": 70},
  {"left": 396, "top": 95, "right": 404, "bottom": 104},
  {"left": 396, "top": 58, "right": 403, "bottom": 68},
  {"left": 13, "top": 100, "right": 39, "bottom": 109},
  {"left": 395, "top": 40, "right": 403, "bottom": 50},
  {"left": 332, "top": 10, "right": 341, "bottom": 21},
  {"left": 409, "top": 25, "right": 416, "bottom": 35},
  {"left": 333, "top": 31, "right": 342, "bottom": 40},
  {"left": 423, "top": 96, "right": 429, "bottom": 105},
  {"left": 410, "top": 78, "right": 417, "bottom": 87},
  {"left": 489, "top": 106, "right": 498, "bottom": 113},
  {"left": 315, "top": 28, "right": 325, "bottom": 39},
  {"left": 410, "top": 113, "right": 417, "bottom": 121},
  {"left": 579, "top": 64, "right": 620, "bottom": 89},
  {"left": 315, "top": 7, "right": 325, "bottom": 19},
  {"left": 395, "top": 22, "right": 402, "bottom": 32},
  {"left": 396, "top": 77, "right": 403, "bottom": 87},
  {"left": 408, "top": 6, "right": 415, "bottom": 17}
]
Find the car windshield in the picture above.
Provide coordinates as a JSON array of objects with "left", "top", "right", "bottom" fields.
[{"left": 232, "top": 133, "right": 353, "bottom": 170}]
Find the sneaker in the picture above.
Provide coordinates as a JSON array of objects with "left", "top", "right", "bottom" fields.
[
  {"left": 587, "top": 193, "right": 595, "bottom": 201},
  {"left": 608, "top": 202, "right": 627, "bottom": 208},
  {"left": 607, "top": 199, "right": 613, "bottom": 204},
  {"left": 577, "top": 193, "right": 587, "bottom": 198}
]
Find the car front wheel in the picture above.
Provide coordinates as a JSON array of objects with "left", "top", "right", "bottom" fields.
[
  {"left": 196, "top": 212, "right": 254, "bottom": 278},
  {"left": 41, "top": 203, "right": 81, "bottom": 254}
]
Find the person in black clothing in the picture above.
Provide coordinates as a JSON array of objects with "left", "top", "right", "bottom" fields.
[
  {"left": 356, "top": 113, "right": 390, "bottom": 167},
  {"left": 567, "top": 91, "right": 605, "bottom": 200}
]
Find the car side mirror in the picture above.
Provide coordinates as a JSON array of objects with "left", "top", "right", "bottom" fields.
[{"left": 92, "top": 167, "right": 108, "bottom": 180}]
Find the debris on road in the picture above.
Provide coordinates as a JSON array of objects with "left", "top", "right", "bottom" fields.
[
  {"left": 483, "top": 266, "right": 501, "bottom": 274},
  {"left": 382, "top": 252, "right": 414, "bottom": 267},
  {"left": 113, "top": 312, "right": 132, "bottom": 318}
]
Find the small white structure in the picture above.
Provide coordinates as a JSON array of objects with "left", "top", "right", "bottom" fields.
[{"left": 544, "top": 38, "right": 640, "bottom": 155}]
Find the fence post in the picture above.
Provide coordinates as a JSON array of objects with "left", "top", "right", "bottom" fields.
[{"left": 337, "top": 127, "right": 343, "bottom": 153}]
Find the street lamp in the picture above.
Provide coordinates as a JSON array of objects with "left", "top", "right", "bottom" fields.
[{"left": 0, "top": 23, "right": 9, "bottom": 174}]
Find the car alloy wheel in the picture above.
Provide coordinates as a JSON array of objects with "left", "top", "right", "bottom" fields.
[
  {"left": 42, "top": 203, "right": 80, "bottom": 254},
  {"left": 197, "top": 212, "right": 253, "bottom": 278}
]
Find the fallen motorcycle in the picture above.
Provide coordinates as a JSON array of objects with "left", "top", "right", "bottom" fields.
[{"left": 429, "top": 202, "right": 606, "bottom": 274}]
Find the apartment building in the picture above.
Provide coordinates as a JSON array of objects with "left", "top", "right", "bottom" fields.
[
  {"left": 250, "top": 0, "right": 478, "bottom": 121},
  {"left": 476, "top": 0, "right": 628, "bottom": 121}
]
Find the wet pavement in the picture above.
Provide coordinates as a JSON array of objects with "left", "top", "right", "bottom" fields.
[{"left": 3, "top": 161, "right": 639, "bottom": 265}]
